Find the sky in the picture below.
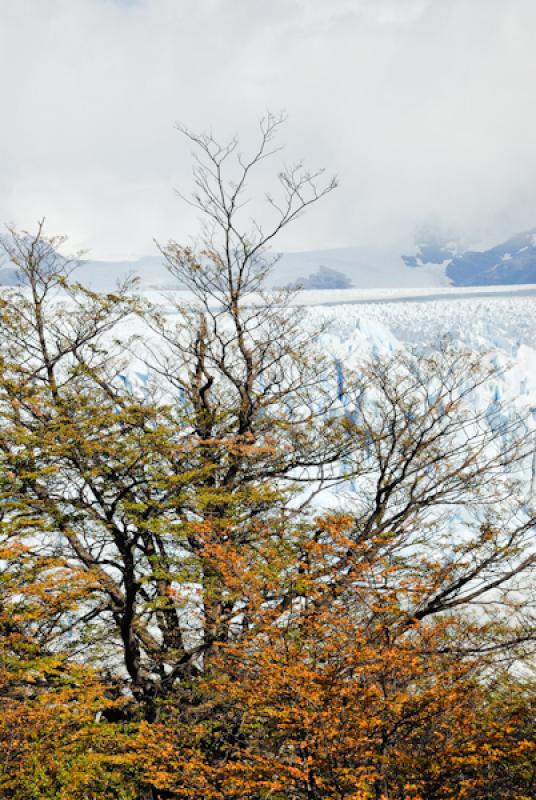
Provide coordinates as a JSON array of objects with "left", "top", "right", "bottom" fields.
[{"left": 1, "top": 0, "right": 536, "bottom": 259}]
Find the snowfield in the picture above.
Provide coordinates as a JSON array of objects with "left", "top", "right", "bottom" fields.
[
  {"left": 298, "top": 287, "right": 536, "bottom": 412},
  {"left": 5, "top": 282, "right": 536, "bottom": 496},
  {"left": 278, "top": 285, "right": 536, "bottom": 536},
  {"left": 146, "top": 284, "right": 536, "bottom": 415},
  {"left": 139, "top": 285, "right": 536, "bottom": 506},
  {"left": 3, "top": 281, "right": 536, "bottom": 598}
]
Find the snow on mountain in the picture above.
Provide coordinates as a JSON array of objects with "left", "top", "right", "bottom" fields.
[
  {"left": 446, "top": 228, "right": 536, "bottom": 286},
  {"left": 272, "top": 246, "right": 449, "bottom": 290},
  {"left": 4, "top": 229, "right": 536, "bottom": 290},
  {"left": 61, "top": 228, "right": 536, "bottom": 290},
  {"left": 401, "top": 223, "right": 462, "bottom": 269},
  {"left": 3, "top": 223, "right": 536, "bottom": 290},
  {"left": 0, "top": 246, "right": 450, "bottom": 291}
]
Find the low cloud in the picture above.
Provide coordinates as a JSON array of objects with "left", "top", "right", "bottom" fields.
[{"left": 1, "top": 0, "right": 536, "bottom": 258}]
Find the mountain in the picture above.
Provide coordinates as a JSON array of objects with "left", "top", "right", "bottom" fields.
[
  {"left": 271, "top": 246, "right": 447, "bottom": 290},
  {"left": 0, "top": 255, "right": 172, "bottom": 291},
  {"left": 3, "top": 230, "right": 536, "bottom": 291},
  {"left": 68, "top": 256, "right": 171, "bottom": 290},
  {"left": 401, "top": 224, "right": 461, "bottom": 268},
  {"left": 446, "top": 229, "right": 536, "bottom": 286},
  {"left": 0, "top": 246, "right": 449, "bottom": 291},
  {"left": 289, "top": 265, "right": 353, "bottom": 290}
]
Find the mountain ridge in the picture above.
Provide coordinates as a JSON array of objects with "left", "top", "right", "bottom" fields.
[{"left": 2, "top": 230, "right": 536, "bottom": 290}]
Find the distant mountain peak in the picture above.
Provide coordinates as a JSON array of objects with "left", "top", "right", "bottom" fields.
[
  {"left": 446, "top": 228, "right": 536, "bottom": 286},
  {"left": 402, "top": 224, "right": 463, "bottom": 268}
]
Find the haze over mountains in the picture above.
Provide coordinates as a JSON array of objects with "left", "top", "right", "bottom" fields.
[{"left": 2, "top": 227, "right": 536, "bottom": 291}]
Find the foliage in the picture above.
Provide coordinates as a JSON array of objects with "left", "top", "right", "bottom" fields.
[
  {"left": 0, "top": 118, "right": 535, "bottom": 799},
  {"left": 0, "top": 539, "right": 141, "bottom": 798}
]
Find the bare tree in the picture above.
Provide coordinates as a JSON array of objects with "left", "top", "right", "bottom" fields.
[{"left": 146, "top": 113, "right": 342, "bottom": 473}]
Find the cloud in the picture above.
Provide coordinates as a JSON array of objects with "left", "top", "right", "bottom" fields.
[{"left": 1, "top": 0, "right": 536, "bottom": 258}]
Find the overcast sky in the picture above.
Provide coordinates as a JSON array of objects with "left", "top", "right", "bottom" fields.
[{"left": 1, "top": 0, "right": 536, "bottom": 259}]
